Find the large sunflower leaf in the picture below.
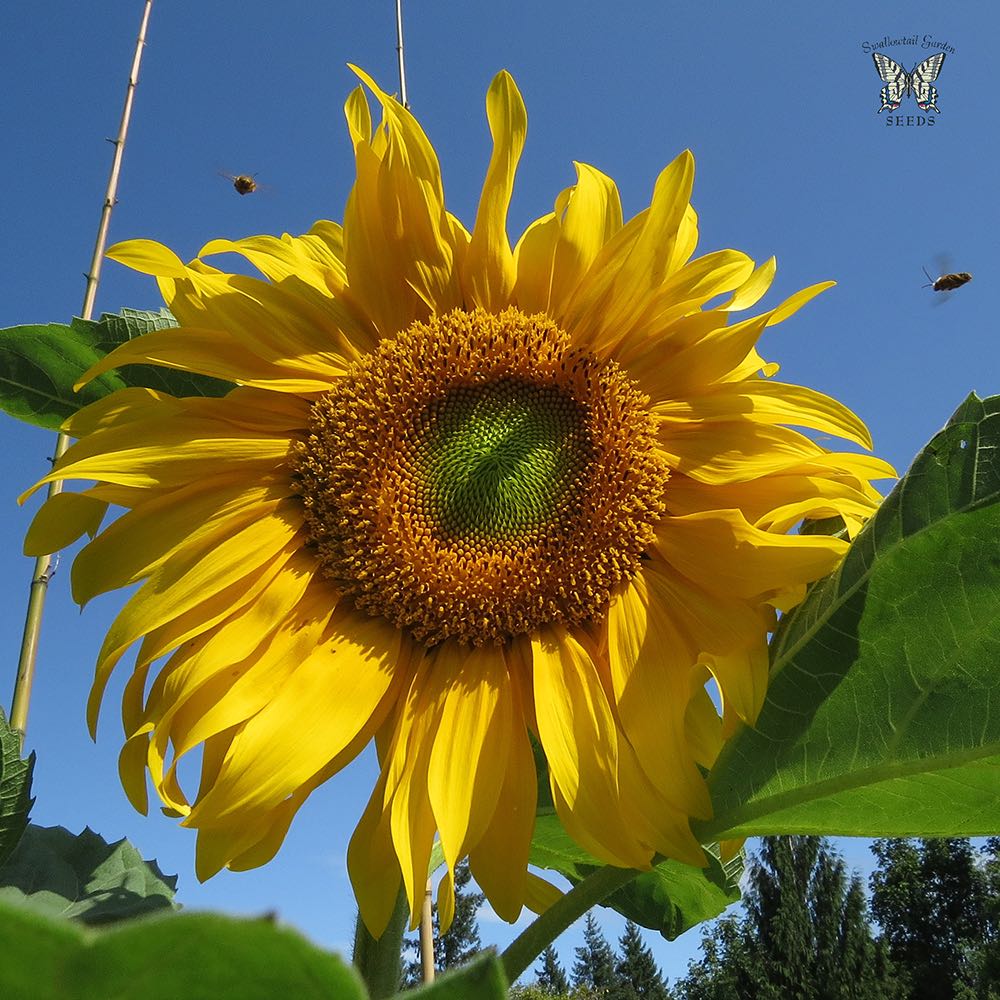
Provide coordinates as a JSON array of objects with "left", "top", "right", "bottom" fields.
[
  {"left": 0, "top": 709, "right": 34, "bottom": 867},
  {"left": 0, "top": 824, "right": 176, "bottom": 925},
  {"left": 699, "top": 392, "right": 1000, "bottom": 841},
  {"left": 0, "top": 310, "right": 234, "bottom": 430},
  {"left": 528, "top": 813, "right": 742, "bottom": 939},
  {"left": 0, "top": 903, "right": 366, "bottom": 1000}
]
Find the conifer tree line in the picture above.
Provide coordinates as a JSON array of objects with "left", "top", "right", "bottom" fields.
[
  {"left": 512, "top": 837, "right": 1000, "bottom": 1000},
  {"left": 404, "top": 839, "right": 1000, "bottom": 998}
]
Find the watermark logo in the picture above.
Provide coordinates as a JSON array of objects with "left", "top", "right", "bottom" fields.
[
  {"left": 862, "top": 35, "right": 956, "bottom": 126},
  {"left": 872, "top": 52, "right": 945, "bottom": 113}
]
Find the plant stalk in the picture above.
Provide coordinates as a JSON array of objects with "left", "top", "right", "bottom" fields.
[
  {"left": 9, "top": 0, "right": 154, "bottom": 737},
  {"left": 500, "top": 865, "right": 641, "bottom": 985},
  {"left": 394, "top": 0, "right": 409, "bottom": 108},
  {"left": 352, "top": 886, "right": 410, "bottom": 999},
  {"left": 419, "top": 876, "right": 435, "bottom": 983}
]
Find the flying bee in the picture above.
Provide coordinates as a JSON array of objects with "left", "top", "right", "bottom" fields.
[
  {"left": 923, "top": 266, "right": 972, "bottom": 292},
  {"left": 220, "top": 171, "right": 258, "bottom": 196}
]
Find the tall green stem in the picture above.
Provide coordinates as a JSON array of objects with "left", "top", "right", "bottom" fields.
[
  {"left": 352, "top": 886, "right": 410, "bottom": 999},
  {"left": 500, "top": 865, "right": 640, "bottom": 984},
  {"left": 9, "top": 0, "right": 154, "bottom": 736}
]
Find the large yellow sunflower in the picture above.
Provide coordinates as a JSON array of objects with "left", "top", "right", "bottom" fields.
[{"left": 22, "top": 68, "right": 892, "bottom": 935}]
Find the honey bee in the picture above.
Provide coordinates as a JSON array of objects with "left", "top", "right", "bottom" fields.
[
  {"left": 220, "top": 171, "right": 258, "bottom": 196},
  {"left": 923, "top": 266, "right": 972, "bottom": 292}
]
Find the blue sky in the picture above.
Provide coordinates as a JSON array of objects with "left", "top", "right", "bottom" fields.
[{"left": 2, "top": 0, "right": 997, "bottom": 986}]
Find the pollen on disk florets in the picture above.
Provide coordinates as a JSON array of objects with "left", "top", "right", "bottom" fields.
[{"left": 292, "top": 307, "right": 668, "bottom": 646}]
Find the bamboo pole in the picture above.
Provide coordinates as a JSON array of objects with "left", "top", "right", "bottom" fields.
[
  {"left": 394, "top": 0, "right": 409, "bottom": 108},
  {"left": 9, "top": 0, "right": 155, "bottom": 737},
  {"left": 419, "top": 876, "right": 436, "bottom": 983}
]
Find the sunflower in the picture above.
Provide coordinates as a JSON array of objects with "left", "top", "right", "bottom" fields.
[{"left": 22, "top": 68, "right": 892, "bottom": 935}]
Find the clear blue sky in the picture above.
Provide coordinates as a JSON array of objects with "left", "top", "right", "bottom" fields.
[{"left": 2, "top": 0, "right": 997, "bottom": 986}]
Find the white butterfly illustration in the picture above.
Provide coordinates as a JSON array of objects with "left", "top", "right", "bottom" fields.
[{"left": 871, "top": 52, "right": 946, "bottom": 113}]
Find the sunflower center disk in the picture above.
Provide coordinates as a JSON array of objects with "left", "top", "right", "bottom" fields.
[
  {"left": 425, "top": 379, "right": 587, "bottom": 544},
  {"left": 293, "top": 308, "right": 668, "bottom": 646}
]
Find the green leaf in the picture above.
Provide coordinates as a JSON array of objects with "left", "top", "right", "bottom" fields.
[
  {"left": 401, "top": 952, "right": 508, "bottom": 1000},
  {"left": 0, "top": 709, "right": 34, "bottom": 867},
  {"left": 0, "top": 824, "right": 177, "bottom": 924},
  {"left": 0, "top": 902, "right": 367, "bottom": 1000},
  {"left": 0, "top": 310, "right": 234, "bottom": 431},
  {"left": 0, "top": 322, "right": 127, "bottom": 430},
  {"left": 700, "top": 392, "right": 1000, "bottom": 841},
  {"left": 528, "top": 813, "right": 742, "bottom": 940}
]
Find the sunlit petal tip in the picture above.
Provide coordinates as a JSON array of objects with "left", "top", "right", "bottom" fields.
[
  {"left": 768, "top": 279, "right": 837, "bottom": 326},
  {"left": 106, "top": 238, "right": 188, "bottom": 278}
]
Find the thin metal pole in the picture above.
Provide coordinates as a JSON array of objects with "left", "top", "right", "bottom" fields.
[
  {"left": 394, "top": 0, "right": 409, "bottom": 108},
  {"left": 9, "top": 0, "right": 154, "bottom": 737},
  {"left": 419, "top": 876, "right": 435, "bottom": 983}
]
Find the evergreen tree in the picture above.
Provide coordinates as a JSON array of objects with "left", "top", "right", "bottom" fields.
[
  {"left": 966, "top": 837, "right": 1000, "bottom": 998},
  {"left": 572, "top": 913, "right": 618, "bottom": 994},
  {"left": 870, "top": 838, "right": 991, "bottom": 1000},
  {"left": 402, "top": 860, "right": 485, "bottom": 985},
  {"left": 674, "top": 837, "right": 896, "bottom": 1000},
  {"left": 615, "top": 921, "right": 669, "bottom": 1000},
  {"left": 746, "top": 836, "right": 822, "bottom": 1000},
  {"left": 672, "top": 914, "right": 763, "bottom": 1000},
  {"left": 536, "top": 945, "right": 570, "bottom": 995}
]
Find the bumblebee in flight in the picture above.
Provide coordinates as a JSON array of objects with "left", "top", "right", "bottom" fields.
[
  {"left": 923, "top": 267, "right": 972, "bottom": 292},
  {"left": 220, "top": 172, "right": 258, "bottom": 196}
]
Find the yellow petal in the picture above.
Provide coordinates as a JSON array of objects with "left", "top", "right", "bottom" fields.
[
  {"left": 344, "top": 66, "right": 464, "bottom": 333},
  {"left": 199, "top": 235, "right": 375, "bottom": 358},
  {"left": 523, "top": 872, "right": 564, "bottom": 914},
  {"left": 75, "top": 325, "right": 339, "bottom": 393},
  {"left": 23, "top": 490, "right": 108, "bottom": 556},
  {"left": 607, "top": 574, "right": 710, "bottom": 817},
  {"left": 659, "top": 420, "right": 828, "bottom": 484},
  {"left": 464, "top": 70, "right": 527, "bottom": 310},
  {"left": 427, "top": 643, "right": 511, "bottom": 870},
  {"left": 685, "top": 679, "right": 724, "bottom": 768},
  {"left": 769, "top": 281, "right": 836, "bottom": 325},
  {"left": 548, "top": 164, "right": 623, "bottom": 317},
  {"left": 145, "top": 562, "right": 322, "bottom": 792},
  {"left": 630, "top": 312, "right": 770, "bottom": 401},
  {"left": 61, "top": 387, "right": 184, "bottom": 438},
  {"left": 512, "top": 211, "right": 560, "bottom": 313},
  {"left": 654, "top": 380, "right": 873, "bottom": 450},
  {"left": 71, "top": 479, "right": 288, "bottom": 605},
  {"left": 655, "top": 508, "right": 848, "bottom": 601},
  {"left": 719, "top": 256, "right": 776, "bottom": 311},
  {"left": 468, "top": 717, "right": 536, "bottom": 923},
  {"left": 565, "top": 151, "right": 694, "bottom": 352},
  {"left": 348, "top": 770, "right": 405, "bottom": 938},
  {"left": 705, "top": 638, "right": 770, "bottom": 733},
  {"left": 436, "top": 868, "right": 456, "bottom": 934},
  {"left": 531, "top": 625, "right": 650, "bottom": 868},
  {"left": 187, "top": 603, "right": 402, "bottom": 825},
  {"left": 106, "top": 239, "right": 188, "bottom": 277},
  {"left": 87, "top": 513, "right": 299, "bottom": 733},
  {"left": 23, "top": 417, "right": 290, "bottom": 500}
]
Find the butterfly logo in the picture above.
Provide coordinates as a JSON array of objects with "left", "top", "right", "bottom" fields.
[{"left": 872, "top": 52, "right": 946, "bottom": 113}]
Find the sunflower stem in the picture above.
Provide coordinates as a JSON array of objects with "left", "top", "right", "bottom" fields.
[
  {"left": 500, "top": 865, "right": 640, "bottom": 984},
  {"left": 351, "top": 886, "right": 410, "bottom": 999},
  {"left": 8, "top": 0, "right": 153, "bottom": 737}
]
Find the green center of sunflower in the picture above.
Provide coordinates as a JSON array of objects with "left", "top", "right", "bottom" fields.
[
  {"left": 422, "top": 378, "right": 589, "bottom": 543},
  {"left": 292, "top": 307, "right": 668, "bottom": 646}
]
